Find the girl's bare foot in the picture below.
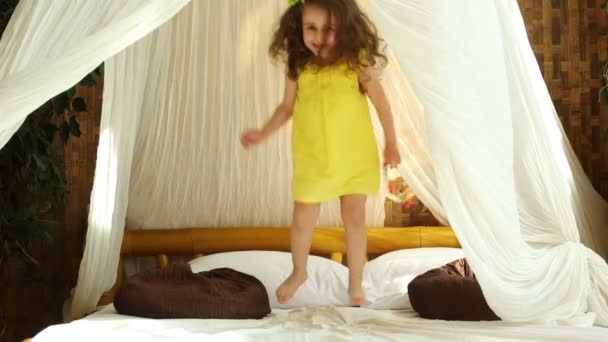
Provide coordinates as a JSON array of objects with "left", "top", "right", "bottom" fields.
[
  {"left": 349, "top": 285, "right": 367, "bottom": 306},
  {"left": 276, "top": 272, "right": 308, "bottom": 304}
]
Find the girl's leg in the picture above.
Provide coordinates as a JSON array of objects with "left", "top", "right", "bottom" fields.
[
  {"left": 276, "top": 201, "right": 320, "bottom": 304},
  {"left": 340, "top": 194, "right": 368, "bottom": 306}
]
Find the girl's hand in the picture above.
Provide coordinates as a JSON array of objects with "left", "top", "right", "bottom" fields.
[
  {"left": 383, "top": 143, "right": 401, "bottom": 168},
  {"left": 240, "top": 129, "right": 267, "bottom": 149}
]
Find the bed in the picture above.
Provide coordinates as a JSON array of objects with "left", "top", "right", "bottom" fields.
[{"left": 30, "top": 226, "right": 608, "bottom": 341}]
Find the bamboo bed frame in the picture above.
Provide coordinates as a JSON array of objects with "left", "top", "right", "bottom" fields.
[
  {"left": 22, "top": 227, "right": 459, "bottom": 342},
  {"left": 98, "top": 226, "right": 459, "bottom": 306}
]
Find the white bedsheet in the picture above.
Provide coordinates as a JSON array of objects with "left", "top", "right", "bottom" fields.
[{"left": 34, "top": 305, "right": 608, "bottom": 341}]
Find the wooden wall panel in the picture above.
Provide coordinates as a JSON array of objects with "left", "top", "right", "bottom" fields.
[{"left": 518, "top": 0, "right": 608, "bottom": 195}]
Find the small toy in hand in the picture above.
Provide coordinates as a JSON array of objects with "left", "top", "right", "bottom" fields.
[{"left": 385, "top": 167, "right": 418, "bottom": 210}]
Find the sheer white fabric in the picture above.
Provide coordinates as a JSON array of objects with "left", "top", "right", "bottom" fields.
[
  {"left": 64, "top": 38, "right": 154, "bottom": 321},
  {"left": 0, "top": 0, "right": 191, "bottom": 150},
  {"left": 381, "top": 48, "right": 447, "bottom": 223},
  {"left": 370, "top": 0, "right": 608, "bottom": 326}
]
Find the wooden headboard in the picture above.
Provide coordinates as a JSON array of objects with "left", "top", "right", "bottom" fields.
[{"left": 98, "top": 226, "right": 459, "bottom": 305}]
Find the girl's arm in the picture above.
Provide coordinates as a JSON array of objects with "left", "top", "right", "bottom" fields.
[
  {"left": 359, "top": 67, "right": 401, "bottom": 167},
  {"left": 261, "top": 75, "right": 298, "bottom": 137},
  {"left": 241, "top": 75, "right": 298, "bottom": 148}
]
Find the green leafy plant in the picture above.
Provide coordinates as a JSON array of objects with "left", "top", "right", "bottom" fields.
[
  {"left": 0, "top": 63, "right": 102, "bottom": 342},
  {"left": 0, "top": 0, "right": 103, "bottom": 267},
  {"left": 0, "top": 70, "right": 101, "bottom": 266}
]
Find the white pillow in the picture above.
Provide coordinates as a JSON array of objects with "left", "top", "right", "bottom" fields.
[
  {"left": 363, "top": 247, "right": 465, "bottom": 310},
  {"left": 189, "top": 251, "right": 350, "bottom": 308}
]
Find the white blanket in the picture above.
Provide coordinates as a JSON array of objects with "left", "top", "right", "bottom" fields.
[{"left": 34, "top": 305, "right": 608, "bottom": 341}]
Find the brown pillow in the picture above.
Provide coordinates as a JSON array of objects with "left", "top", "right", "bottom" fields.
[
  {"left": 114, "top": 263, "right": 270, "bottom": 319},
  {"left": 407, "top": 258, "right": 500, "bottom": 321}
]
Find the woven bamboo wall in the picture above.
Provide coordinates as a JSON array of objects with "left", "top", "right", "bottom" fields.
[
  {"left": 2, "top": 1, "right": 608, "bottom": 341},
  {"left": 519, "top": 0, "right": 608, "bottom": 195}
]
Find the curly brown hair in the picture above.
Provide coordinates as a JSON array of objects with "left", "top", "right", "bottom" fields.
[{"left": 269, "top": 0, "right": 387, "bottom": 80}]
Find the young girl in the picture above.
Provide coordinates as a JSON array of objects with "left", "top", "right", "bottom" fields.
[{"left": 241, "top": 0, "right": 400, "bottom": 306}]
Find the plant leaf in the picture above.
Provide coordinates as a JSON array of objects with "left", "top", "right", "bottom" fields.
[
  {"left": 59, "top": 121, "right": 70, "bottom": 143},
  {"left": 15, "top": 241, "right": 38, "bottom": 265},
  {"left": 32, "top": 154, "right": 47, "bottom": 172},
  {"left": 93, "top": 63, "right": 104, "bottom": 77},
  {"left": 41, "top": 122, "right": 58, "bottom": 141},
  {"left": 66, "top": 87, "right": 76, "bottom": 99},
  {"left": 79, "top": 73, "right": 96, "bottom": 87},
  {"left": 50, "top": 161, "right": 61, "bottom": 178},
  {"left": 39, "top": 229, "right": 54, "bottom": 243},
  {"left": 27, "top": 181, "right": 41, "bottom": 193},
  {"left": 68, "top": 116, "right": 81, "bottom": 137},
  {"left": 38, "top": 201, "right": 52, "bottom": 214},
  {"left": 71, "top": 97, "right": 87, "bottom": 112},
  {"left": 54, "top": 93, "right": 70, "bottom": 115}
]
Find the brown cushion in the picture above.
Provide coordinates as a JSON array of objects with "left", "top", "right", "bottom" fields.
[
  {"left": 408, "top": 258, "right": 500, "bottom": 321},
  {"left": 114, "top": 263, "right": 270, "bottom": 319}
]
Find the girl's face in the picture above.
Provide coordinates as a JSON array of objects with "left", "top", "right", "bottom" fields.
[{"left": 302, "top": 4, "right": 337, "bottom": 60}]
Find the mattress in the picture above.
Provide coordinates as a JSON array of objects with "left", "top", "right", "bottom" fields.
[{"left": 33, "top": 305, "right": 608, "bottom": 341}]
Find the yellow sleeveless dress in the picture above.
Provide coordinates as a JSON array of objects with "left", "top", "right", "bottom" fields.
[{"left": 292, "top": 62, "right": 381, "bottom": 203}]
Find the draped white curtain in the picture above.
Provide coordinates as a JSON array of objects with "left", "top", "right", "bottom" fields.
[
  {"left": 0, "top": 0, "right": 191, "bottom": 149},
  {"left": 64, "top": 39, "right": 152, "bottom": 322},
  {"left": 370, "top": 0, "right": 608, "bottom": 326},
  {"left": 381, "top": 48, "right": 446, "bottom": 223}
]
